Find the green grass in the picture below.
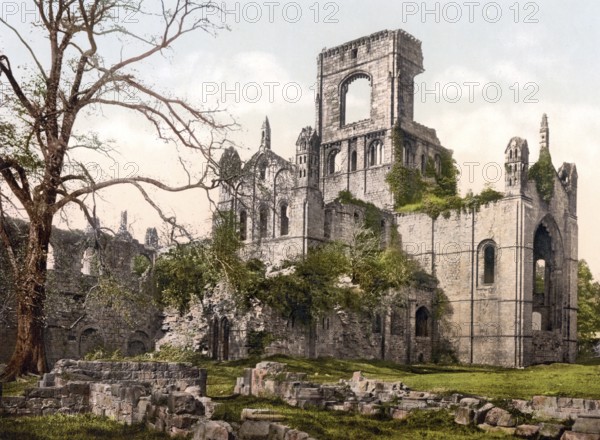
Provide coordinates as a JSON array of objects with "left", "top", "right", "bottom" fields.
[
  {"left": 2, "top": 376, "right": 39, "bottom": 397},
  {"left": 212, "top": 396, "right": 512, "bottom": 440},
  {"left": 197, "top": 355, "right": 600, "bottom": 400},
  {"left": 0, "top": 413, "right": 172, "bottom": 440}
]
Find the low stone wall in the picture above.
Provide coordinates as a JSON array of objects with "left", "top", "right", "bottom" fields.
[{"left": 0, "top": 360, "right": 211, "bottom": 437}]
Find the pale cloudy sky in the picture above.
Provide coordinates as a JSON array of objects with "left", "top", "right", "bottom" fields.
[{"left": 1, "top": 1, "right": 599, "bottom": 276}]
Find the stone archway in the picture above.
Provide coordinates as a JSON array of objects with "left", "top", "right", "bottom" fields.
[{"left": 79, "top": 328, "right": 104, "bottom": 357}]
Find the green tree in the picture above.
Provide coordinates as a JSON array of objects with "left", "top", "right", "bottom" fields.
[
  {"left": 0, "top": 1, "right": 228, "bottom": 380},
  {"left": 578, "top": 260, "right": 600, "bottom": 348}
]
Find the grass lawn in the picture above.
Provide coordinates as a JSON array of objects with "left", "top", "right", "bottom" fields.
[
  {"left": 195, "top": 355, "right": 600, "bottom": 400},
  {"left": 0, "top": 413, "right": 171, "bottom": 440}
]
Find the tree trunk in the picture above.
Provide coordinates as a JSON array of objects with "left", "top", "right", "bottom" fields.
[{"left": 1, "top": 218, "right": 50, "bottom": 381}]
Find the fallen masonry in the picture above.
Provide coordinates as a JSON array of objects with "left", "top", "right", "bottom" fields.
[
  {"left": 3, "top": 360, "right": 600, "bottom": 439},
  {"left": 229, "top": 361, "right": 600, "bottom": 440}
]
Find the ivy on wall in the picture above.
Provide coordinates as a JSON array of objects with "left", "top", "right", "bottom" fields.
[
  {"left": 386, "top": 121, "right": 503, "bottom": 218},
  {"left": 528, "top": 148, "right": 555, "bottom": 203}
]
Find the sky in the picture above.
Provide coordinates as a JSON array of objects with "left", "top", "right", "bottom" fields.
[{"left": 1, "top": 0, "right": 599, "bottom": 277}]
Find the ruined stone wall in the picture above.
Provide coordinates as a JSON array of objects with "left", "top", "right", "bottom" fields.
[
  {"left": 0, "top": 360, "right": 210, "bottom": 437},
  {"left": 0, "top": 224, "right": 161, "bottom": 365},
  {"left": 157, "top": 285, "right": 436, "bottom": 364},
  {"left": 397, "top": 170, "right": 577, "bottom": 367}
]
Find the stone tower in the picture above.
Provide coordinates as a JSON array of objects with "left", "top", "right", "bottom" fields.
[
  {"left": 314, "top": 29, "right": 448, "bottom": 209},
  {"left": 295, "top": 127, "right": 320, "bottom": 189}
]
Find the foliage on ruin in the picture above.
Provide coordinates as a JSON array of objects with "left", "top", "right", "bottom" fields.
[
  {"left": 155, "top": 215, "right": 244, "bottom": 315},
  {"left": 386, "top": 121, "right": 503, "bottom": 218},
  {"left": 398, "top": 186, "right": 504, "bottom": 219},
  {"left": 246, "top": 330, "right": 276, "bottom": 357},
  {"left": 336, "top": 190, "right": 385, "bottom": 234},
  {"left": 528, "top": 148, "right": 556, "bottom": 203},
  {"left": 154, "top": 216, "right": 432, "bottom": 324},
  {"left": 132, "top": 255, "right": 152, "bottom": 276},
  {"left": 386, "top": 122, "right": 460, "bottom": 211},
  {"left": 578, "top": 260, "right": 600, "bottom": 352}
]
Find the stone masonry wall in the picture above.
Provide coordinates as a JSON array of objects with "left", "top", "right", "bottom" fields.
[
  {"left": 0, "top": 360, "right": 210, "bottom": 437},
  {"left": 0, "top": 222, "right": 161, "bottom": 366}
]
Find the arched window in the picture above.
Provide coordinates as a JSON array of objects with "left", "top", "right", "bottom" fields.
[
  {"left": 420, "top": 154, "right": 426, "bottom": 174},
  {"left": 369, "top": 143, "right": 377, "bottom": 166},
  {"left": 532, "top": 311, "right": 542, "bottom": 331},
  {"left": 373, "top": 314, "right": 382, "bottom": 333},
  {"left": 341, "top": 74, "right": 371, "bottom": 125},
  {"left": 259, "top": 206, "right": 268, "bottom": 238},
  {"left": 81, "top": 247, "right": 94, "bottom": 275},
  {"left": 483, "top": 244, "right": 495, "bottom": 284},
  {"left": 79, "top": 328, "right": 104, "bottom": 356},
  {"left": 280, "top": 203, "right": 289, "bottom": 236},
  {"left": 220, "top": 317, "right": 230, "bottom": 361},
  {"left": 378, "top": 142, "right": 384, "bottom": 164},
  {"left": 327, "top": 150, "right": 339, "bottom": 175},
  {"left": 416, "top": 307, "right": 430, "bottom": 337},
  {"left": 350, "top": 151, "right": 357, "bottom": 171},
  {"left": 353, "top": 211, "right": 360, "bottom": 224},
  {"left": 434, "top": 154, "right": 442, "bottom": 174},
  {"left": 258, "top": 161, "right": 267, "bottom": 180},
  {"left": 239, "top": 210, "right": 247, "bottom": 241}
]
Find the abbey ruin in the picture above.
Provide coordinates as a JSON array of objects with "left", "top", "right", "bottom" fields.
[{"left": 0, "top": 29, "right": 578, "bottom": 368}]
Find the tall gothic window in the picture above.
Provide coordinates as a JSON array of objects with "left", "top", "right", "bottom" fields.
[
  {"left": 259, "top": 207, "right": 268, "bottom": 238},
  {"left": 239, "top": 210, "right": 247, "bottom": 241},
  {"left": 280, "top": 203, "right": 289, "bottom": 236},
  {"left": 416, "top": 307, "right": 430, "bottom": 337}
]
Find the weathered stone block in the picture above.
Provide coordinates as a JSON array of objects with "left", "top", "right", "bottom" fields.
[
  {"left": 539, "top": 423, "right": 566, "bottom": 440},
  {"left": 471, "top": 402, "right": 492, "bottom": 425},
  {"left": 561, "top": 432, "right": 600, "bottom": 440},
  {"left": 484, "top": 407, "right": 512, "bottom": 426},
  {"left": 515, "top": 424, "right": 540, "bottom": 438},
  {"left": 167, "top": 392, "right": 203, "bottom": 415},
  {"left": 455, "top": 406, "right": 474, "bottom": 425},
  {"left": 239, "top": 421, "right": 271, "bottom": 440},
  {"left": 193, "top": 420, "right": 234, "bottom": 440},
  {"left": 573, "top": 417, "right": 600, "bottom": 434}
]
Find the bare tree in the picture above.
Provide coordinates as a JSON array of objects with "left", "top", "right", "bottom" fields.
[{"left": 0, "top": 0, "right": 230, "bottom": 380}]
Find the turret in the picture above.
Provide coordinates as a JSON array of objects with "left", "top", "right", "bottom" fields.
[
  {"left": 260, "top": 117, "right": 271, "bottom": 150},
  {"left": 295, "top": 127, "right": 320, "bottom": 188},
  {"left": 540, "top": 113, "right": 549, "bottom": 151},
  {"left": 504, "top": 137, "right": 529, "bottom": 196}
]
